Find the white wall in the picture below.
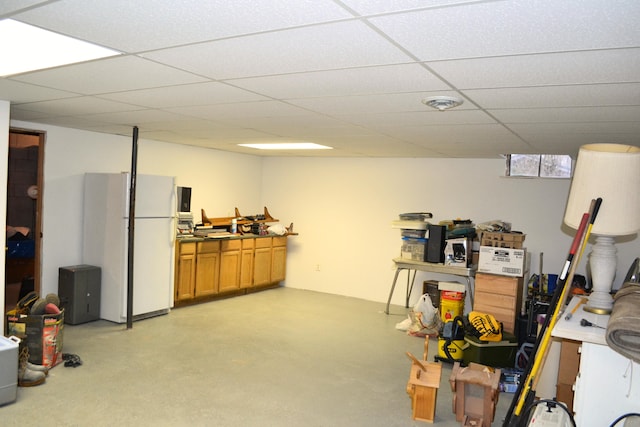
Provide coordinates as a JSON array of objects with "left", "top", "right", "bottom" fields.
[
  {"left": 11, "top": 120, "right": 263, "bottom": 297},
  {"left": 261, "top": 157, "right": 640, "bottom": 309},
  {"left": 7, "top": 120, "right": 640, "bottom": 314}
]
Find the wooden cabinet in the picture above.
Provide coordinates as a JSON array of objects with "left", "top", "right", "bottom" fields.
[
  {"left": 175, "top": 242, "right": 196, "bottom": 302},
  {"left": 239, "top": 239, "right": 254, "bottom": 289},
  {"left": 271, "top": 236, "right": 287, "bottom": 283},
  {"left": 253, "top": 237, "right": 272, "bottom": 287},
  {"left": 219, "top": 239, "right": 241, "bottom": 293},
  {"left": 175, "top": 235, "right": 287, "bottom": 305},
  {"left": 473, "top": 273, "right": 523, "bottom": 335},
  {"left": 194, "top": 240, "right": 220, "bottom": 297}
]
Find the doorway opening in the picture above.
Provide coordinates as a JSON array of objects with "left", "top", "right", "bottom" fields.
[{"left": 4, "top": 128, "right": 44, "bottom": 314}]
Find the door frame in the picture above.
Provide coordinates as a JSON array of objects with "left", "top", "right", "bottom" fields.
[{"left": 6, "top": 127, "right": 45, "bottom": 295}]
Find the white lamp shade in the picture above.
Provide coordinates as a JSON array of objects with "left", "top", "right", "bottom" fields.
[{"left": 564, "top": 143, "right": 640, "bottom": 236}]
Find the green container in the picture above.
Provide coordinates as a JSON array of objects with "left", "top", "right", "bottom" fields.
[{"left": 462, "top": 332, "right": 517, "bottom": 368}]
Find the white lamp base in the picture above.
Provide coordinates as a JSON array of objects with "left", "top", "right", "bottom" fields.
[{"left": 584, "top": 235, "right": 617, "bottom": 315}]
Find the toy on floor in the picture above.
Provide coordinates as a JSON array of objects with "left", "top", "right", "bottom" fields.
[
  {"left": 406, "top": 339, "right": 442, "bottom": 423},
  {"left": 449, "top": 362, "right": 501, "bottom": 427}
]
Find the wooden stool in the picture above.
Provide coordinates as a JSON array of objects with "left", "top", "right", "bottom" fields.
[
  {"left": 406, "top": 343, "right": 442, "bottom": 423},
  {"left": 449, "top": 362, "right": 501, "bottom": 427}
]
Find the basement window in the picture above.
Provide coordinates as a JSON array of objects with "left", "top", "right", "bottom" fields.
[{"left": 505, "top": 154, "right": 572, "bottom": 178}]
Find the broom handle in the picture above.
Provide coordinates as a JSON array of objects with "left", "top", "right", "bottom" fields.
[
  {"left": 531, "top": 198, "right": 601, "bottom": 391},
  {"left": 509, "top": 211, "right": 590, "bottom": 419}
]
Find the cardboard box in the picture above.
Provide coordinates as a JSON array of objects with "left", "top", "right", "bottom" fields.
[
  {"left": 480, "top": 232, "right": 525, "bottom": 249},
  {"left": 478, "top": 246, "right": 526, "bottom": 277}
]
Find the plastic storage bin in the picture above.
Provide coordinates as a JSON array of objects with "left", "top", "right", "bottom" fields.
[
  {"left": 462, "top": 332, "right": 517, "bottom": 368},
  {"left": 0, "top": 336, "right": 19, "bottom": 406}
]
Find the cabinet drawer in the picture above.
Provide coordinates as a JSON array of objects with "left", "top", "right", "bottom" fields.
[
  {"left": 475, "top": 273, "right": 521, "bottom": 296},
  {"left": 242, "top": 239, "right": 255, "bottom": 249},
  {"left": 221, "top": 239, "right": 241, "bottom": 251},
  {"left": 272, "top": 236, "right": 287, "bottom": 247},
  {"left": 178, "top": 242, "right": 196, "bottom": 255},
  {"left": 197, "top": 240, "right": 221, "bottom": 253},
  {"left": 474, "top": 291, "right": 516, "bottom": 310},
  {"left": 255, "top": 237, "right": 272, "bottom": 248}
]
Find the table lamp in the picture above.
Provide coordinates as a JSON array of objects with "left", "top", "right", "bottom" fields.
[{"left": 563, "top": 143, "right": 640, "bottom": 314}]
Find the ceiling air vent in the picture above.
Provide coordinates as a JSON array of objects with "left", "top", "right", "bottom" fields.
[{"left": 421, "top": 96, "right": 463, "bottom": 111}]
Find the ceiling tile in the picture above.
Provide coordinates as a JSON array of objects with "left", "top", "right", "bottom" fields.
[
  {"left": 340, "top": 0, "right": 469, "bottom": 15},
  {"left": 336, "top": 110, "right": 494, "bottom": 129},
  {"left": 13, "top": 96, "right": 141, "bottom": 116},
  {"left": 0, "top": 0, "right": 49, "bottom": 15},
  {"left": 83, "top": 109, "right": 191, "bottom": 125},
  {"left": 0, "top": 79, "right": 78, "bottom": 103},
  {"left": 228, "top": 64, "right": 451, "bottom": 99},
  {"left": 490, "top": 106, "right": 640, "bottom": 123},
  {"left": 429, "top": 48, "right": 640, "bottom": 89},
  {"left": 98, "top": 82, "right": 269, "bottom": 108},
  {"left": 142, "top": 21, "right": 415, "bottom": 79},
  {"left": 13, "top": 0, "right": 354, "bottom": 52},
  {"left": 11, "top": 56, "right": 208, "bottom": 94},
  {"left": 370, "top": 0, "right": 640, "bottom": 61},
  {"left": 464, "top": 83, "right": 640, "bottom": 109},
  {"left": 288, "top": 91, "right": 467, "bottom": 115},
  {"left": 3, "top": 0, "right": 639, "bottom": 158},
  {"left": 167, "top": 101, "right": 317, "bottom": 121}
]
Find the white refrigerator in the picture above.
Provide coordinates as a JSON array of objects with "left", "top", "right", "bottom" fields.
[{"left": 83, "top": 172, "right": 176, "bottom": 323}]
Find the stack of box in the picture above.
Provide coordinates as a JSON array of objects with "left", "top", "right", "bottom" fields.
[
  {"left": 474, "top": 232, "right": 528, "bottom": 338},
  {"left": 392, "top": 213, "right": 432, "bottom": 261}
]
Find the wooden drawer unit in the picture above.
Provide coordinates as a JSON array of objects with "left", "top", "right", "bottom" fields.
[
  {"left": 221, "top": 239, "right": 241, "bottom": 251},
  {"left": 473, "top": 272, "right": 523, "bottom": 335},
  {"left": 272, "top": 236, "right": 287, "bottom": 247},
  {"left": 254, "top": 237, "right": 272, "bottom": 249}
]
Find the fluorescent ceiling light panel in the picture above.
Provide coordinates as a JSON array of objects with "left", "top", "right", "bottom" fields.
[
  {"left": 0, "top": 19, "right": 121, "bottom": 77},
  {"left": 238, "top": 143, "right": 333, "bottom": 150}
]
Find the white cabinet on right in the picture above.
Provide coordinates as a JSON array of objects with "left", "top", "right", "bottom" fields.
[
  {"left": 573, "top": 341, "right": 639, "bottom": 426},
  {"left": 552, "top": 296, "right": 640, "bottom": 426}
]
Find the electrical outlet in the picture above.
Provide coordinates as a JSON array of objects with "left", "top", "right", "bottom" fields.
[{"left": 315, "top": 264, "right": 321, "bottom": 272}]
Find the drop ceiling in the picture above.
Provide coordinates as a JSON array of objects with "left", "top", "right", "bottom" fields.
[{"left": 1, "top": 0, "right": 639, "bottom": 158}]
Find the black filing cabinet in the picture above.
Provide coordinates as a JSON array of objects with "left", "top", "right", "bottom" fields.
[{"left": 58, "top": 265, "right": 101, "bottom": 325}]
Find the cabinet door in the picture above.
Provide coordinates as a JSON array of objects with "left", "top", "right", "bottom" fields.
[
  {"left": 176, "top": 253, "right": 196, "bottom": 301},
  {"left": 253, "top": 238, "right": 272, "bottom": 286},
  {"left": 240, "top": 239, "right": 254, "bottom": 289},
  {"left": 195, "top": 241, "right": 220, "bottom": 297},
  {"left": 271, "top": 238, "right": 287, "bottom": 283},
  {"left": 219, "top": 240, "right": 241, "bottom": 293},
  {"left": 175, "top": 243, "right": 196, "bottom": 301}
]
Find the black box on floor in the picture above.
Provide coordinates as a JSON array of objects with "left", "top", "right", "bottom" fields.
[
  {"left": 423, "top": 280, "right": 440, "bottom": 309},
  {"left": 58, "top": 265, "right": 101, "bottom": 325}
]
